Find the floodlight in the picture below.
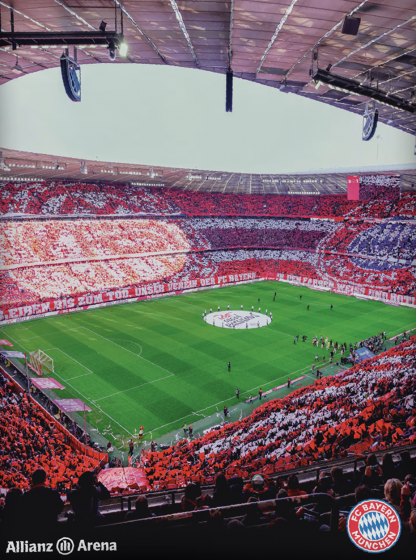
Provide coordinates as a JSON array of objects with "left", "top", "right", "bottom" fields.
[{"left": 119, "top": 42, "right": 128, "bottom": 57}]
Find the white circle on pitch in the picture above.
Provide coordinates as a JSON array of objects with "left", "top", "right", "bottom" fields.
[{"left": 204, "top": 310, "right": 271, "bottom": 329}]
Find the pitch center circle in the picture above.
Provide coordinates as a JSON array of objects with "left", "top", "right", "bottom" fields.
[{"left": 204, "top": 310, "right": 271, "bottom": 329}]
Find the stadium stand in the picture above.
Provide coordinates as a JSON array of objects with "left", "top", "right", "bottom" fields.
[
  {"left": 0, "top": 369, "right": 104, "bottom": 493},
  {"left": 140, "top": 338, "right": 416, "bottom": 490},
  {"left": 1, "top": 182, "right": 415, "bottom": 314},
  {"left": 2, "top": 180, "right": 416, "bottom": 219}
]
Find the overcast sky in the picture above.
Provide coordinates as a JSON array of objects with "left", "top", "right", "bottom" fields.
[{"left": 0, "top": 63, "right": 415, "bottom": 174}]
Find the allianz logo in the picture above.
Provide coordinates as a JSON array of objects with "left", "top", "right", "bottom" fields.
[{"left": 6, "top": 539, "right": 117, "bottom": 554}]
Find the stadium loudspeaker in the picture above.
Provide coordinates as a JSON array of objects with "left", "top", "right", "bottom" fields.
[
  {"left": 226, "top": 71, "right": 233, "bottom": 113},
  {"left": 341, "top": 16, "right": 361, "bottom": 35}
]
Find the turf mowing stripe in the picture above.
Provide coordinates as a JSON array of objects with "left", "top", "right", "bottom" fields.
[
  {"left": 363, "top": 307, "right": 392, "bottom": 315},
  {"left": 2, "top": 330, "right": 134, "bottom": 437},
  {"left": 110, "top": 339, "right": 143, "bottom": 356},
  {"left": 94, "top": 373, "right": 176, "bottom": 401},
  {"left": 268, "top": 327, "right": 313, "bottom": 344},
  {"left": 2, "top": 282, "right": 414, "bottom": 446},
  {"left": 80, "top": 326, "right": 176, "bottom": 378},
  {"left": 144, "top": 362, "right": 314, "bottom": 437},
  {"left": 51, "top": 347, "right": 94, "bottom": 373},
  {"left": 17, "top": 327, "right": 83, "bottom": 341},
  {"left": 38, "top": 347, "right": 94, "bottom": 380},
  {"left": 387, "top": 322, "right": 416, "bottom": 336}
]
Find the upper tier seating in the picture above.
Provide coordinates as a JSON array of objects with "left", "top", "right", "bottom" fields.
[{"left": 2, "top": 180, "right": 415, "bottom": 219}]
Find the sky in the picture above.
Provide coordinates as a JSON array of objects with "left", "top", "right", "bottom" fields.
[{"left": 0, "top": 63, "right": 415, "bottom": 174}]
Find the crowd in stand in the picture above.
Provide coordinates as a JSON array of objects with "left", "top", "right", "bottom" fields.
[
  {"left": 1, "top": 211, "right": 415, "bottom": 312},
  {"left": 184, "top": 218, "right": 336, "bottom": 251},
  {"left": 0, "top": 370, "right": 100, "bottom": 492},
  {"left": 2, "top": 180, "right": 416, "bottom": 219},
  {"left": 1, "top": 218, "right": 190, "bottom": 267},
  {"left": 318, "top": 221, "right": 416, "bottom": 296},
  {"left": 141, "top": 338, "right": 416, "bottom": 490}
]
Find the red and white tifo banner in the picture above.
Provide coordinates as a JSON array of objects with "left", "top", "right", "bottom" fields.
[
  {"left": 0, "top": 273, "right": 258, "bottom": 322},
  {"left": 266, "top": 273, "right": 416, "bottom": 305},
  {"left": 347, "top": 499, "right": 401, "bottom": 553},
  {"left": 1, "top": 271, "right": 414, "bottom": 324}
]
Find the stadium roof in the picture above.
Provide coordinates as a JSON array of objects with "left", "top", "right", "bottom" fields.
[
  {"left": 0, "top": 1, "right": 416, "bottom": 134},
  {"left": 1, "top": 147, "right": 416, "bottom": 193}
]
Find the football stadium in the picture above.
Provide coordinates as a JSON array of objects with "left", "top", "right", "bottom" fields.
[{"left": 0, "top": 1, "right": 416, "bottom": 559}]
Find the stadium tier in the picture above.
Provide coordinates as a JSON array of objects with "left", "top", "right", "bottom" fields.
[
  {"left": 1, "top": 180, "right": 416, "bottom": 219},
  {"left": 1, "top": 181, "right": 415, "bottom": 319}
]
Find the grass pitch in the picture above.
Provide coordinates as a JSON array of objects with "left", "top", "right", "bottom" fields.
[{"left": 1, "top": 281, "right": 415, "bottom": 449}]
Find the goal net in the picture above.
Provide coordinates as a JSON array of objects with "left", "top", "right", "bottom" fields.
[{"left": 29, "top": 349, "right": 54, "bottom": 376}]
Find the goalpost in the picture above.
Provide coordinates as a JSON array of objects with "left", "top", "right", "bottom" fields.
[{"left": 29, "top": 349, "right": 54, "bottom": 377}]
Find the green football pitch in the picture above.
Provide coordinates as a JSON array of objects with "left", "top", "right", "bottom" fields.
[{"left": 1, "top": 281, "right": 415, "bottom": 450}]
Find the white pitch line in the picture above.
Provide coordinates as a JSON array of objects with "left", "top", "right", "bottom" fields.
[
  {"left": 66, "top": 372, "right": 93, "bottom": 381},
  {"left": 94, "top": 374, "right": 174, "bottom": 401},
  {"left": 8, "top": 326, "right": 83, "bottom": 342},
  {"left": 268, "top": 328, "right": 314, "bottom": 345},
  {"left": 363, "top": 307, "right": 390, "bottom": 315},
  {"left": 268, "top": 288, "right": 359, "bottom": 306},
  {"left": 145, "top": 362, "right": 314, "bottom": 437},
  {"left": 110, "top": 339, "right": 143, "bottom": 356},
  {"left": 49, "top": 347, "right": 94, "bottom": 374},
  {"left": 1, "top": 330, "right": 133, "bottom": 437},
  {"left": 387, "top": 323, "right": 416, "bottom": 336},
  {"left": 80, "top": 326, "right": 175, "bottom": 378}
]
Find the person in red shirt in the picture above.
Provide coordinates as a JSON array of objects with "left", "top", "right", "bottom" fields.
[{"left": 286, "top": 474, "right": 307, "bottom": 498}]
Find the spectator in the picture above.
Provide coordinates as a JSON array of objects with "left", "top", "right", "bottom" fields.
[
  {"left": 286, "top": 475, "right": 307, "bottom": 498},
  {"left": 212, "top": 473, "right": 231, "bottom": 507},
  {"left": 381, "top": 453, "right": 396, "bottom": 483},
  {"left": 0, "top": 488, "right": 22, "bottom": 534},
  {"left": 360, "top": 454, "right": 383, "bottom": 489},
  {"left": 68, "top": 470, "right": 111, "bottom": 528},
  {"left": 19, "top": 469, "right": 64, "bottom": 535},
  {"left": 330, "top": 467, "right": 351, "bottom": 497},
  {"left": 125, "top": 496, "right": 155, "bottom": 521},
  {"left": 384, "top": 479, "right": 402, "bottom": 515}
]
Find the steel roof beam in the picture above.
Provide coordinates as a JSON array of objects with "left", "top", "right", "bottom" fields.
[
  {"left": 0, "top": 30, "right": 122, "bottom": 48},
  {"left": 53, "top": 0, "right": 96, "bottom": 31},
  {"left": 114, "top": 1, "right": 167, "bottom": 65},
  {"left": 255, "top": 0, "right": 299, "bottom": 79},
  {"left": 169, "top": 0, "right": 198, "bottom": 68},
  {"left": 280, "top": 0, "right": 371, "bottom": 85}
]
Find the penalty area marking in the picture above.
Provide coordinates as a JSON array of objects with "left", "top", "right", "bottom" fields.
[
  {"left": 1, "top": 330, "right": 133, "bottom": 437},
  {"left": 80, "top": 326, "right": 174, "bottom": 377},
  {"left": 39, "top": 347, "right": 94, "bottom": 380},
  {"left": 110, "top": 339, "right": 143, "bottom": 356}
]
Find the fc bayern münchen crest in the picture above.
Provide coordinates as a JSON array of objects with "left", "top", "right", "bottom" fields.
[{"left": 347, "top": 499, "right": 401, "bottom": 553}]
